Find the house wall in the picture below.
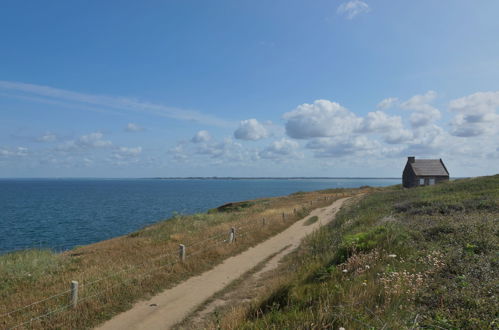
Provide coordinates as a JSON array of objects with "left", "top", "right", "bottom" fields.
[
  {"left": 405, "top": 174, "right": 449, "bottom": 188},
  {"left": 402, "top": 163, "right": 417, "bottom": 188}
]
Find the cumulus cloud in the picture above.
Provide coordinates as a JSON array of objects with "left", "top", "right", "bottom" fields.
[
  {"left": 283, "top": 100, "right": 361, "bottom": 139},
  {"left": 0, "top": 146, "right": 28, "bottom": 158},
  {"left": 111, "top": 146, "right": 142, "bottom": 165},
  {"left": 36, "top": 132, "right": 57, "bottom": 142},
  {"left": 360, "top": 111, "right": 401, "bottom": 132},
  {"left": 337, "top": 0, "right": 370, "bottom": 19},
  {"left": 359, "top": 111, "right": 412, "bottom": 144},
  {"left": 83, "top": 158, "right": 93, "bottom": 167},
  {"left": 283, "top": 100, "right": 411, "bottom": 145},
  {"left": 57, "top": 132, "right": 112, "bottom": 151},
  {"left": 234, "top": 119, "right": 269, "bottom": 141},
  {"left": 376, "top": 97, "right": 399, "bottom": 110},
  {"left": 125, "top": 123, "right": 144, "bottom": 132},
  {"left": 170, "top": 144, "right": 189, "bottom": 162},
  {"left": 259, "top": 139, "right": 303, "bottom": 160},
  {"left": 191, "top": 130, "right": 212, "bottom": 143},
  {"left": 78, "top": 132, "right": 112, "bottom": 148},
  {"left": 449, "top": 91, "right": 499, "bottom": 137},
  {"left": 400, "top": 91, "right": 441, "bottom": 127},
  {"left": 401, "top": 124, "right": 450, "bottom": 157},
  {"left": 306, "top": 136, "right": 380, "bottom": 158},
  {"left": 173, "top": 133, "right": 257, "bottom": 165},
  {"left": 195, "top": 138, "right": 246, "bottom": 160},
  {"left": 114, "top": 146, "right": 142, "bottom": 157}
]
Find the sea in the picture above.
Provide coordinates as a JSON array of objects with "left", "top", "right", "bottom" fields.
[{"left": 0, "top": 178, "right": 399, "bottom": 255}]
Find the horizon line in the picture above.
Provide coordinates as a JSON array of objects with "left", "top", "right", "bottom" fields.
[{"left": 2, "top": 176, "right": 403, "bottom": 180}]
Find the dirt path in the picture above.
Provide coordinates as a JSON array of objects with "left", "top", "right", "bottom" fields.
[{"left": 96, "top": 197, "right": 349, "bottom": 330}]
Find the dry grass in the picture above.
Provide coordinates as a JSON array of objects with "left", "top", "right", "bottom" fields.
[{"left": 0, "top": 188, "right": 364, "bottom": 329}]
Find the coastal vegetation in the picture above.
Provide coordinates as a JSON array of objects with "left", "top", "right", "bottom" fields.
[
  {"left": 208, "top": 175, "right": 499, "bottom": 329},
  {"left": 0, "top": 188, "right": 360, "bottom": 329}
]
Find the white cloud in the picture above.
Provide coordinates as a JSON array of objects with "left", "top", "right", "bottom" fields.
[
  {"left": 125, "top": 123, "right": 144, "bottom": 132},
  {"left": 78, "top": 132, "right": 112, "bottom": 148},
  {"left": 306, "top": 136, "right": 380, "bottom": 158},
  {"left": 337, "top": 0, "right": 370, "bottom": 19},
  {"left": 56, "top": 132, "right": 112, "bottom": 151},
  {"left": 400, "top": 91, "right": 441, "bottom": 127},
  {"left": 376, "top": 97, "right": 399, "bottom": 110},
  {"left": 36, "top": 132, "right": 57, "bottom": 142},
  {"left": 359, "top": 111, "right": 412, "bottom": 144},
  {"left": 449, "top": 91, "right": 499, "bottom": 137},
  {"left": 283, "top": 100, "right": 411, "bottom": 145},
  {"left": 173, "top": 133, "right": 257, "bottom": 165},
  {"left": 360, "top": 111, "right": 401, "bottom": 132},
  {"left": 0, "top": 146, "right": 28, "bottom": 158},
  {"left": 234, "top": 119, "right": 269, "bottom": 141},
  {"left": 259, "top": 139, "right": 303, "bottom": 161},
  {"left": 0, "top": 80, "right": 235, "bottom": 128},
  {"left": 170, "top": 143, "right": 188, "bottom": 162},
  {"left": 283, "top": 100, "right": 361, "bottom": 139},
  {"left": 115, "top": 146, "right": 142, "bottom": 157},
  {"left": 83, "top": 158, "right": 93, "bottom": 167},
  {"left": 195, "top": 138, "right": 245, "bottom": 160},
  {"left": 191, "top": 130, "right": 212, "bottom": 143},
  {"left": 111, "top": 147, "right": 142, "bottom": 165}
]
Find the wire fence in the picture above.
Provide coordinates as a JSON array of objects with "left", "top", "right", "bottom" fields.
[
  {"left": 2, "top": 225, "right": 261, "bottom": 329},
  {"left": 1, "top": 196, "right": 339, "bottom": 329}
]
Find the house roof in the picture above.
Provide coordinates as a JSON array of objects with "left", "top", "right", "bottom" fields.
[{"left": 410, "top": 159, "right": 449, "bottom": 176}]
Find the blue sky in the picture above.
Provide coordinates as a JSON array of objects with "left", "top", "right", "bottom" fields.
[{"left": 1, "top": 0, "right": 499, "bottom": 177}]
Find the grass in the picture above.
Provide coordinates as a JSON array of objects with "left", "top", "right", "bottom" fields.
[
  {"left": 216, "top": 175, "right": 499, "bottom": 329},
  {"left": 303, "top": 216, "right": 319, "bottom": 226},
  {"left": 0, "top": 188, "right": 362, "bottom": 329}
]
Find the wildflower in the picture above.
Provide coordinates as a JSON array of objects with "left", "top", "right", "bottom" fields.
[
  {"left": 365, "top": 265, "right": 370, "bottom": 269},
  {"left": 342, "top": 269, "right": 348, "bottom": 273},
  {"left": 388, "top": 254, "right": 397, "bottom": 258}
]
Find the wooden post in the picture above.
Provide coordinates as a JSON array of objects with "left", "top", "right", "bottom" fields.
[
  {"left": 179, "top": 244, "right": 186, "bottom": 262},
  {"left": 282, "top": 213, "right": 285, "bottom": 221},
  {"left": 262, "top": 218, "right": 266, "bottom": 226},
  {"left": 229, "top": 227, "right": 236, "bottom": 243},
  {"left": 70, "top": 281, "right": 78, "bottom": 308},
  {"left": 293, "top": 208, "right": 296, "bottom": 214}
]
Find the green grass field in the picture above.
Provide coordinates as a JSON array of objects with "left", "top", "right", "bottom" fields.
[{"left": 222, "top": 175, "right": 499, "bottom": 329}]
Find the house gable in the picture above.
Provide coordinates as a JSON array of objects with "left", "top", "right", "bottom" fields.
[{"left": 402, "top": 157, "right": 449, "bottom": 188}]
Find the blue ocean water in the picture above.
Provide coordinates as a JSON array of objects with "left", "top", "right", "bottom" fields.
[{"left": 0, "top": 178, "right": 399, "bottom": 254}]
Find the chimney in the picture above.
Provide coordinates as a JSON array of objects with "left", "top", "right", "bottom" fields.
[{"left": 408, "top": 156, "right": 415, "bottom": 163}]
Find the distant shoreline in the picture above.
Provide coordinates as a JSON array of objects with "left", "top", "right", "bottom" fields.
[
  {"left": 151, "top": 177, "right": 401, "bottom": 180},
  {"left": 0, "top": 177, "right": 402, "bottom": 180}
]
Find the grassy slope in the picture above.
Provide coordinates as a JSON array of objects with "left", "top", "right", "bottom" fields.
[
  {"left": 0, "top": 188, "right": 360, "bottom": 329},
  {"left": 228, "top": 175, "right": 499, "bottom": 329}
]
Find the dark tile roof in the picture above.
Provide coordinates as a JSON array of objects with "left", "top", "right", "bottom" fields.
[{"left": 410, "top": 159, "right": 449, "bottom": 176}]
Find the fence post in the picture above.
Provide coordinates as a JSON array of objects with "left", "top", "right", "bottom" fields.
[
  {"left": 179, "top": 244, "right": 186, "bottom": 262},
  {"left": 282, "top": 213, "right": 285, "bottom": 221},
  {"left": 71, "top": 281, "right": 78, "bottom": 308},
  {"left": 262, "top": 218, "right": 266, "bottom": 226},
  {"left": 229, "top": 227, "right": 236, "bottom": 243}
]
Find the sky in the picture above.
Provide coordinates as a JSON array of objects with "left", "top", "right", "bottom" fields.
[{"left": 1, "top": 0, "right": 499, "bottom": 178}]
